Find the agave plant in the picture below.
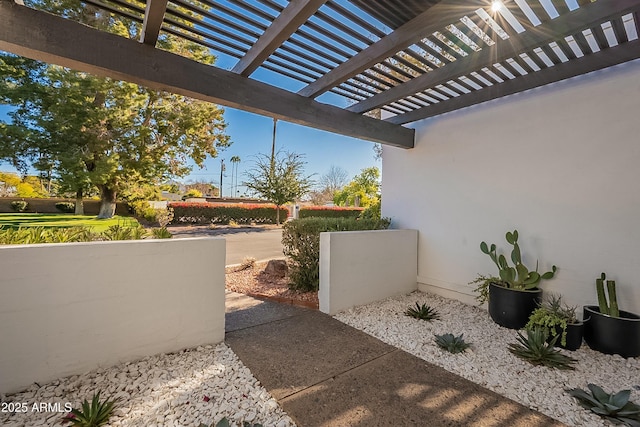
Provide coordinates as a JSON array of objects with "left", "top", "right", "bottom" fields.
[
  {"left": 507, "top": 327, "right": 577, "bottom": 370},
  {"left": 199, "top": 417, "right": 263, "bottom": 427},
  {"left": 404, "top": 302, "right": 440, "bottom": 321},
  {"left": 567, "top": 384, "right": 640, "bottom": 426},
  {"left": 434, "top": 333, "right": 470, "bottom": 354},
  {"left": 63, "top": 392, "right": 118, "bottom": 427}
]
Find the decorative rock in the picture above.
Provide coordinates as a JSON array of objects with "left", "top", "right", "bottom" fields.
[
  {"left": 0, "top": 344, "right": 296, "bottom": 427},
  {"left": 264, "top": 259, "right": 288, "bottom": 278}
]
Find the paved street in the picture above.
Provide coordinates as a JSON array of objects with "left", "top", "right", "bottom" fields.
[{"left": 169, "top": 226, "right": 284, "bottom": 266}]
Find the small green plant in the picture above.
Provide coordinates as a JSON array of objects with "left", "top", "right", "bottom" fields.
[
  {"left": 478, "top": 229, "right": 557, "bottom": 290},
  {"left": 526, "top": 294, "right": 578, "bottom": 347},
  {"left": 404, "top": 302, "right": 440, "bottom": 321},
  {"left": 63, "top": 392, "right": 118, "bottom": 427},
  {"left": 469, "top": 274, "right": 500, "bottom": 305},
  {"left": 10, "top": 200, "right": 28, "bottom": 212},
  {"left": 597, "top": 272, "right": 620, "bottom": 318},
  {"left": 567, "top": 384, "right": 640, "bottom": 426},
  {"left": 102, "top": 224, "right": 146, "bottom": 241},
  {"left": 55, "top": 202, "right": 76, "bottom": 213},
  {"left": 151, "top": 227, "right": 173, "bottom": 239},
  {"left": 238, "top": 256, "right": 256, "bottom": 271},
  {"left": 198, "top": 417, "right": 263, "bottom": 427},
  {"left": 434, "top": 333, "right": 470, "bottom": 354},
  {"left": 508, "top": 327, "right": 577, "bottom": 370}
]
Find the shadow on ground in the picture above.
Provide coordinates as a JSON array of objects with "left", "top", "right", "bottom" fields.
[{"left": 225, "top": 292, "right": 565, "bottom": 427}]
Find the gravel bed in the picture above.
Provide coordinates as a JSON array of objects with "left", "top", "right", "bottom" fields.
[
  {"left": 334, "top": 291, "right": 640, "bottom": 427},
  {"left": 226, "top": 262, "right": 318, "bottom": 307},
  {"left": 0, "top": 344, "right": 294, "bottom": 427}
]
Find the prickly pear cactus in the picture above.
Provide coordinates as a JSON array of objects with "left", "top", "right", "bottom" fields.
[{"left": 480, "top": 229, "right": 557, "bottom": 290}]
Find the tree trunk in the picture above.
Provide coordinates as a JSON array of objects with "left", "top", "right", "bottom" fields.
[
  {"left": 276, "top": 204, "right": 281, "bottom": 225},
  {"left": 97, "top": 185, "right": 117, "bottom": 219},
  {"left": 74, "top": 189, "right": 84, "bottom": 215}
]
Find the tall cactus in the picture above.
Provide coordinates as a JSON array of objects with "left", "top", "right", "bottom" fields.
[
  {"left": 480, "top": 229, "right": 557, "bottom": 290},
  {"left": 597, "top": 272, "right": 620, "bottom": 317},
  {"left": 596, "top": 272, "right": 609, "bottom": 315}
]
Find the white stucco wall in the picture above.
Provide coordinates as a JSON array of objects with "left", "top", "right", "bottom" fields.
[
  {"left": 382, "top": 59, "right": 640, "bottom": 313},
  {"left": 319, "top": 229, "right": 418, "bottom": 315},
  {"left": 0, "top": 238, "right": 225, "bottom": 395}
]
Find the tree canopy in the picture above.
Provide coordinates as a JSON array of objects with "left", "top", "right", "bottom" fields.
[
  {"left": 0, "top": 0, "right": 230, "bottom": 217},
  {"left": 243, "top": 151, "right": 314, "bottom": 224},
  {"left": 333, "top": 166, "right": 381, "bottom": 208}
]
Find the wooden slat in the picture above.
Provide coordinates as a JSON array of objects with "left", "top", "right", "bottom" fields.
[
  {"left": 348, "top": 0, "right": 640, "bottom": 114},
  {"left": 0, "top": 2, "right": 414, "bottom": 148},
  {"left": 610, "top": 16, "right": 629, "bottom": 44},
  {"left": 386, "top": 38, "right": 640, "bottom": 124},
  {"left": 297, "top": 0, "right": 477, "bottom": 98},
  {"left": 140, "top": 0, "right": 168, "bottom": 45}
]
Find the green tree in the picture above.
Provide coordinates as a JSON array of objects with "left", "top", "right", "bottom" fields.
[
  {"left": 0, "top": 171, "right": 20, "bottom": 196},
  {"left": 243, "top": 151, "right": 314, "bottom": 224},
  {"left": 0, "top": 0, "right": 230, "bottom": 218},
  {"left": 333, "top": 167, "right": 381, "bottom": 208}
]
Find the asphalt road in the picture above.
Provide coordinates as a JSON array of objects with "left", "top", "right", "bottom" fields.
[{"left": 170, "top": 226, "right": 284, "bottom": 266}]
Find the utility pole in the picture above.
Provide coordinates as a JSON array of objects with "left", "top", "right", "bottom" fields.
[{"left": 270, "top": 118, "right": 277, "bottom": 176}]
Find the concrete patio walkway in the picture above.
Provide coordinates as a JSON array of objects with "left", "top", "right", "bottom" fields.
[{"left": 225, "top": 292, "right": 565, "bottom": 427}]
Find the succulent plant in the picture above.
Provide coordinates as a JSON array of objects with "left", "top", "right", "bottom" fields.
[
  {"left": 597, "top": 272, "right": 621, "bottom": 317},
  {"left": 404, "top": 302, "right": 440, "bottom": 321},
  {"left": 434, "top": 333, "right": 470, "bottom": 354},
  {"left": 526, "top": 293, "right": 578, "bottom": 347},
  {"left": 567, "top": 384, "right": 640, "bottom": 426},
  {"left": 63, "top": 392, "right": 118, "bottom": 427},
  {"left": 480, "top": 229, "right": 557, "bottom": 290},
  {"left": 507, "top": 327, "right": 577, "bottom": 370},
  {"left": 199, "top": 418, "right": 263, "bottom": 427}
]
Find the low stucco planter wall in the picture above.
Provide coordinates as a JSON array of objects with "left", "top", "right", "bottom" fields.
[
  {"left": 319, "top": 229, "right": 418, "bottom": 315},
  {"left": 0, "top": 237, "right": 225, "bottom": 395}
]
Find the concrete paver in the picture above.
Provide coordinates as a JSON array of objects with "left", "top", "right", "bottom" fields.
[{"left": 225, "top": 294, "right": 565, "bottom": 427}]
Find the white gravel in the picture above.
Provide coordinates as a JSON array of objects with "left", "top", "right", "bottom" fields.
[
  {"left": 0, "top": 343, "right": 294, "bottom": 427},
  {"left": 334, "top": 290, "right": 640, "bottom": 427}
]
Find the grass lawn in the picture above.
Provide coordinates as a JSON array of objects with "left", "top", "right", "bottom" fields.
[{"left": 0, "top": 213, "right": 140, "bottom": 232}]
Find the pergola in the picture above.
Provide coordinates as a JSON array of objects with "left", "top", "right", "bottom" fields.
[{"left": 1, "top": 0, "right": 639, "bottom": 149}]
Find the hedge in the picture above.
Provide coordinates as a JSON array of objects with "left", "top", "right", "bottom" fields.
[
  {"left": 282, "top": 217, "right": 391, "bottom": 292},
  {"left": 298, "top": 206, "right": 363, "bottom": 219},
  {"left": 169, "top": 202, "right": 289, "bottom": 224}
]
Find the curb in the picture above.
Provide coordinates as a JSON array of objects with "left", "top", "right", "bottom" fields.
[{"left": 243, "top": 291, "right": 318, "bottom": 310}]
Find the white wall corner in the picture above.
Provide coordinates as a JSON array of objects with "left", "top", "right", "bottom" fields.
[{"left": 319, "top": 229, "right": 418, "bottom": 315}]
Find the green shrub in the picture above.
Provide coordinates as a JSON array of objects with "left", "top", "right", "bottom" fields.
[
  {"left": 151, "top": 227, "right": 173, "bottom": 239},
  {"left": 282, "top": 217, "right": 390, "bottom": 292},
  {"left": 169, "top": 202, "right": 288, "bottom": 225},
  {"left": 359, "top": 199, "right": 382, "bottom": 220},
  {"left": 0, "top": 226, "right": 97, "bottom": 245},
  {"left": 298, "top": 206, "right": 363, "bottom": 219},
  {"left": 10, "top": 200, "right": 29, "bottom": 212},
  {"left": 55, "top": 202, "right": 76, "bottom": 213}
]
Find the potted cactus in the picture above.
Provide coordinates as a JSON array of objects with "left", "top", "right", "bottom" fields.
[
  {"left": 583, "top": 272, "right": 640, "bottom": 358},
  {"left": 472, "top": 229, "right": 557, "bottom": 329}
]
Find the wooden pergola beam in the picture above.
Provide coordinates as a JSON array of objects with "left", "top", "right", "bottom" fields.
[
  {"left": 232, "top": 0, "right": 327, "bottom": 77},
  {"left": 140, "top": 0, "right": 169, "bottom": 46},
  {"left": 297, "top": 0, "right": 478, "bottom": 98},
  {"left": 0, "top": 2, "right": 414, "bottom": 148},
  {"left": 386, "top": 39, "right": 640, "bottom": 125},
  {"left": 348, "top": 0, "right": 640, "bottom": 114}
]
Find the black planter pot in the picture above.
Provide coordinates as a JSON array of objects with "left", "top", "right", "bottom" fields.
[
  {"left": 583, "top": 305, "right": 640, "bottom": 358},
  {"left": 488, "top": 283, "right": 542, "bottom": 329},
  {"left": 548, "top": 323, "right": 583, "bottom": 351}
]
